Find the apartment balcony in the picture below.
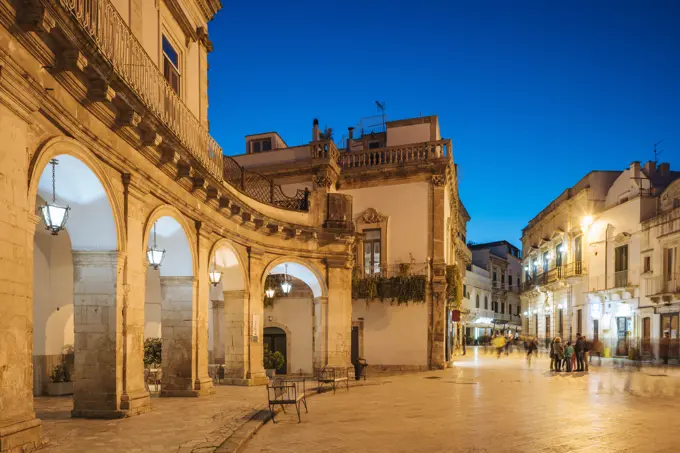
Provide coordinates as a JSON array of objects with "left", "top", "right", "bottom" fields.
[
  {"left": 587, "top": 268, "right": 638, "bottom": 293},
  {"left": 521, "top": 261, "right": 586, "bottom": 293},
  {"left": 644, "top": 274, "right": 680, "bottom": 302}
]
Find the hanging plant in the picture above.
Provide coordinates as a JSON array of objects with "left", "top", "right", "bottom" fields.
[
  {"left": 446, "top": 264, "right": 463, "bottom": 310},
  {"left": 352, "top": 263, "right": 426, "bottom": 305}
]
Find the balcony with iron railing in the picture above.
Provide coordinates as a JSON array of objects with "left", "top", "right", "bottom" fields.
[
  {"left": 521, "top": 261, "right": 586, "bottom": 292},
  {"left": 53, "top": 0, "right": 310, "bottom": 212}
]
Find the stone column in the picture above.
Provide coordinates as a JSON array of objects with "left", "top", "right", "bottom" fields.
[
  {"left": 71, "top": 251, "right": 124, "bottom": 418},
  {"left": 319, "top": 261, "right": 352, "bottom": 369},
  {"left": 0, "top": 102, "right": 42, "bottom": 451},
  {"left": 211, "top": 300, "right": 225, "bottom": 364},
  {"left": 223, "top": 290, "right": 249, "bottom": 383},
  {"left": 192, "top": 226, "right": 214, "bottom": 395},
  {"left": 429, "top": 174, "right": 448, "bottom": 369},
  {"left": 159, "top": 276, "right": 196, "bottom": 397}
]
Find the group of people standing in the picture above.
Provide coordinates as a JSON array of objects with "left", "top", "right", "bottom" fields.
[{"left": 550, "top": 333, "right": 592, "bottom": 372}]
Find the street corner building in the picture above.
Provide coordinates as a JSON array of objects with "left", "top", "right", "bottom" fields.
[
  {"left": 519, "top": 161, "right": 680, "bottom": 358},
  {"left": 0, "top": 1, "right": 468, "bottom": 451}
]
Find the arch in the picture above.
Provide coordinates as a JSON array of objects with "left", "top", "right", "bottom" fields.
[
  {"left": 28, "top": 136, "right": 124, "bottom": 251},
  {"left": 261, "top": 256, "right": 327, "bottom": 298},
  {"left": 208, "top": 239, "right": 248, "bottom": 291},
  {"left": 142, "top": 205, "right": 197, "bottom": 277}
]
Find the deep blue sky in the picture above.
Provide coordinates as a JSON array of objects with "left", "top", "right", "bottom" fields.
[{"left": 207, "top": 0, "right": 680, "bottom": 248}]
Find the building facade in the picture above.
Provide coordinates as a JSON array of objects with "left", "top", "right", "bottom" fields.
[
  {"left": 520, "top": 161, "right": 678, "bottom": 355},
  {"left": 231, "top": 115, "right": 469, "bottom": 372},
  {"left": 0, "top": 1, "right": 358, "bottom": 451}
]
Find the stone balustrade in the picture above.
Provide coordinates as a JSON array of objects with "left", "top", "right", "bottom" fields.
[{"left": 338, "top": 139, "right": 452, "bottom": 170}]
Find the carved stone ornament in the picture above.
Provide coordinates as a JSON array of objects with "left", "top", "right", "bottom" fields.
[
  {"left": 358, "top": 208, "right": 387, "bottom": 225},
  {"left": 312, "top": 172, "right": 333, "bottom": 190},
  {"left": 431, "top": 174, "right": 446, "bottom": 187}
]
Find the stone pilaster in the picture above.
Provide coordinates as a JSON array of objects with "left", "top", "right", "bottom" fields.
[
  {"left": 429, "top": 176, "right": 448, "bottom": 369},
  {"left": 0, "top": 104, "right": 42, "bottom": 451},
  {"left": 222, "top": 290, "right": 249, "bottom": 382},
  {"left": 159, "top": 276, "right": 196, "bottom": 397},
  {"left": 193, "top": 227, "right": 214, "bottom": 395},
  {"left": 71, "top": 251, "right": 124, "bottom": 418},
  {"left": 318, "top": 261, "right": 352, "bottom": 369},
  {"left": 211, "top": 300, "right": 225, "bottom": 364}
]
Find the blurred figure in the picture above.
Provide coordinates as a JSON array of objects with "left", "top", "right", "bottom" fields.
[
  {"left": 549, "top": 337, "right": 556, "bottom": 371},
  {"left": 565, "top": 341, "right": 575, "bottom": 372},
  {"left": 575, "top": 333, "right": 585, "bottom": 372},
  {"left": 492, "top": 333, "right": 506, "bottom": 358},
  {"left": 526, "top": 336, "right": 538, "bottom": 366},
  {"left": 583, "top": 336, "right": 590, "bottom": 372},
  {"left": 553, "top": 337, "right": 565, "bottom": 372},
  {"left": 660, "top": 332, "right": 671, "bottom": 365},
  {"left": 592, "top": 337, "right": 604, "bottom": 366}
]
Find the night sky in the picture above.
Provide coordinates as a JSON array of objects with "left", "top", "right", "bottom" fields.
[{"left": 207, "top": 0, "right": 680, "bottom": 247}]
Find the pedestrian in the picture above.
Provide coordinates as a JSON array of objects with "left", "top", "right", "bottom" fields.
[
  {"left": 504, "top": 332, "right": 511, "bottom": 356},
  {"left": 592, "top": 337, "right": 604, "bottom": 366},
  {"left": 564, "top": 341, "right": 575, "bottom": 372},
  {"left": 492, "top": 333, "right": 506, "bottom": 358},
  {"left": 553, "top": 337, "right": 565, "bottom": 371},
  {"left": 575, "top": 333, "right": 585, "bottom": 372},
  {"left": 549, "top": 337, "right": 556, "bottom": 371},
  {"left": 526, "top": 336, "right": 538, "bottom": 366},
  {"left": 660, "top": 332, "right": 671, "bottom": 365},
  {"left": 583, "top": 336, "right": 590, "bottom": 372}
]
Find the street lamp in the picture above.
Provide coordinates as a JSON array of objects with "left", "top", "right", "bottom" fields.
[
  {"left": 40, "top": 158, "right": 70, "bottom": 235},
  {"left": 209, "top": 255, "right": 222, "bottom": 286},
  {"left": 265, "top": 285, "right": 275, "bottom": 299},
  {"left": 280, "top": 264, "right": 292, "bottom": 295},
  {"left": 147, "top": 222, "right": 166, "bottom": 269},
  {"left": 580, "top": 215, "right": 593, "bottom": 232}
]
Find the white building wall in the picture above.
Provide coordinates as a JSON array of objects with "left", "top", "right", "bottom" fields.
[
  {"left": 265, "top": 297, "right": 314, "bottom": 375},
  {"left": 387, "top": 124, "right": 430, "bottom": 147}
]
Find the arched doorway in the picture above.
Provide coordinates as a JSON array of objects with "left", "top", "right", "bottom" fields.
[
  {"left": 31, "top": 152, "right": 121, "bottom": 417},
  {"left": 261, "top": 259, "right": 327, "bottom": 375},
  {"left": 263, "top": 327, "right": 287, "bottom": 374}
]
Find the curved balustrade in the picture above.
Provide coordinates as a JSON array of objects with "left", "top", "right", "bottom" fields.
[{"left": 339, "top": 139, "right": 451, "bottom": 169}]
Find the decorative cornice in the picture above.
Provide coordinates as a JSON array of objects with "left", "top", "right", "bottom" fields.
[
  {"left": 356, "top": 208, "right": 387, "bottom": 225},
  {"left": 431, "top": 174, "right": 446, "bottom": 187}
]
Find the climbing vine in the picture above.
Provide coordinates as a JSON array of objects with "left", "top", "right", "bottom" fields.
[{"left": 351, "top": 265, "right": 427, "bottom": 305}]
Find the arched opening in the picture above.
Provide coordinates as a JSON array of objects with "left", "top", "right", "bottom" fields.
[
  {"left": 143, "top": 213, "right": 194, "bottom": 396},
  {"left": 31, "top": 153, "right": 120, "bottom": 418},
  {"left": 261, "top": 259, "right": 326, "bottom": 375},
  {"left": 206, "top": 241, "right": 246, "bottom": 381}
]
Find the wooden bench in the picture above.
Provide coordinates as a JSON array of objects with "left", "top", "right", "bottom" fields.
[
  {"left": 316, "top": 367, "right": 350, "bottom": 394},
  {"left": 266, "top": 377, "right": 308, "bottom": 423}
]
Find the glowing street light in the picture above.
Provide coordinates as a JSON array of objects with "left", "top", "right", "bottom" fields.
[
  {"left": 280, "top": 264, "right": 292, "bottom": 295},
  {"left": 147, "top": 222, "right": 166, "bottom": 269},
  {"left": 580, "top": 215, "right": 594, "bottom": 232},
  {"left": 40, "top": 159, "right": 70, "bottom": 235},
  {"left": 209, "top": 255, "right": 222, "bottom": 286}
]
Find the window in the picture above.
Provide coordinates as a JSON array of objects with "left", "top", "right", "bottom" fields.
[
  {"left": 508, "top": 274, "right": 512, "bottom": 287},
  {"left": 665, "top": 247, "right": 675, "bottom": 281},
  {"left": 363, "top": 229, "right": 381, "bottom": 275},
  {"left": 368, "top": 141, "right": 381, "bottom": 149},
  {"left": 162, "top": 36, "right": 180, "bottom": 95},
  {"left": 501, "top": 273, "right": 505, "bottom": 285},
  {"left": 501, "top": 303, "right": 505, "bottom": 314},
  {"left": 484, "top": 296, "right": 488, "bottom": 310},
  {"left": 614, "top": 245, "right": 629, "bottom": 287},
  {"left": 555, "top": 242, "right": 563, "bottom": 267},
  {"left": 251, "top": 138, "right": 272, "bottom": 153},
  {"left": 644, "top": 256, "right": 651, "bottom": 273},
  {"left": 475, "top": 294, "right": 480, "bottom": 308},
  {"left": 508, "top": 304, "right": 512, "bottom": 315},
  {"left": 542, "top": 251, "right": 549, "bottom": 273},
  {"left": 516, "top": 305, "right": 520, "bottom": 316},
  {"left": 463, "top": 285, "right": 467, "bottom": 299},
  {"left": 492, "top": 271, "right": 497, "bottom": 282},
  {"left": 674, "top": 199, "right": 680, "bottom": 209}
]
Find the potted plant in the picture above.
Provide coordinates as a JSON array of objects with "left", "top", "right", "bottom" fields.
[
  {"left": 47, "top": 363, "right": 73, "bottom": 396},
  {"left": 263, "top": 348, "right": 285, "bottom": 378}
]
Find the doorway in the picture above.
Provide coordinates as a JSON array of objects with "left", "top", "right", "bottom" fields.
[
  {"left": 263, "top": 327, "right": 287, "bottom": 374},
  {"left": 615, "top": 317, "right": 631, "bottom": 356},
  {"left": 660, "top": 313, "right": 679, "bottom": 359},
  {"left": 642, "top": 317, "right": 651, "bottom": 355},
  {"left": 351, "top": 326, "right": 360, "bottom": 365}
]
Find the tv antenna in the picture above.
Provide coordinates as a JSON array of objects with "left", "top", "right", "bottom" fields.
[
  {"left": 375, "top": 100, "right": 386, "bottom": 130},
  {"left": 654, "top": 139, "right": 664, "bottom": 163}
]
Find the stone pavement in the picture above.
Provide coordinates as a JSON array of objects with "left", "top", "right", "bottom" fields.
[
  {"left": 243, "top": 349, "right": 680, "bottom": 453},
  {"left": 36, "top": 386, "right": 266, "bottom": 452}
]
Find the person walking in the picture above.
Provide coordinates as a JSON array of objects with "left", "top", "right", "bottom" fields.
[
  {"left": 575, "top": 333, "right": 586, "bottom": 372},
  {"left": 660, "top": 332, "right": 671, "bottom": 365},
  {"left": 553, "top": 337, "right": 565, "bottom": 372},
  {"left": 564, "top": 341, "right": 575, "bottom": 372},
  {"left": 526, "top": 336, "right": 538, "bottom": 366},
  {"left": 583, "top": 336, "right": 590, "bottom": 371},
  {"left": 549, "top": 337, "right": 556, "bottom": 371},
  {"left": 492, "top": 333, "right": 506, "bottom": 359},
  {"left": 591, "top": 337, "right": 604, "bottom": 366}
]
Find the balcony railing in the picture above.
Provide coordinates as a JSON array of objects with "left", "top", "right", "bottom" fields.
[
  {"left": 522, "top": 261, "right": 585, "bottom": 292},
  {"left": 57, "top": 0, "right": 309, "bottom": 212},
  {"left": 338, "top": 139, "right": 452, "bottom": 170},
  {"left": 587, "top": 267, "right": 638, "bottom": 292},
  {"left": 645, "top": 274, "right": 680, "bottom": 297}
]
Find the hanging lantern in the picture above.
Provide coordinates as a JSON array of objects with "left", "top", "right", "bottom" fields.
[
  {"left": 40, "top": 159, "right": 70, "bottom": 235},
  {"left": 280, "top": 264, "right": 292, "bottom": 295},
  {"left": 265, "top": 286, "right": 275, "bottom": 299},
  {"left": 209, "top": 255, "right": 222, "bottom": 286},
  {"left": 147, "top": 222, "right": 166, "bottom": 269}
]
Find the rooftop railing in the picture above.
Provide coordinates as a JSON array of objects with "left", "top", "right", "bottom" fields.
[{"left": 338, "top": 139, "right": 452, "bottom": 170}]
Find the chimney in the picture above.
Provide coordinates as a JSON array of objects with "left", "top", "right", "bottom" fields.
[
  {"left": 659, "top": 162, "right": 670, "bottom": 178},
  {"left": 630, "top": 161, "right": 640, "bottom": 180},
  {"left": 644, "top": 160, "right": 656, "bottom": 177},
  {"left": 312, "top": 118, "right": 320, "bottom": 141},
  {"left": 347, "top": 127, "right": 354, "bottom": 151}
]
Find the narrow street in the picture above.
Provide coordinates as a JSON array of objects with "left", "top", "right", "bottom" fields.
[{"left": 243, "top": 349, "right": 680, "bottom": 453}]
